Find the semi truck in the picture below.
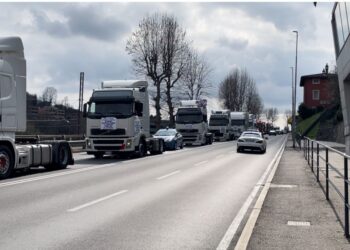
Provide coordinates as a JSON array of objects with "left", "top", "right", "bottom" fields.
[
  {"left": 230, "top": 111, "right": 248, "bottom": 139},
  {"left": 209, "top": 110, "right": 233, "bottom": 141},
  {"left": 0, "top": 37, "right": 74, "bottom": 179},
  {"left": 175, "top": 99, "right": 213, "bottom": 146},
  {"left": 84, "top": 80, "right": 164, "bottom": 158}
]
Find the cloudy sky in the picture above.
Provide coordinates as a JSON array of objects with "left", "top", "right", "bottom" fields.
[{"left": 0, "top": 2, "right": 335, "bottom": 113}]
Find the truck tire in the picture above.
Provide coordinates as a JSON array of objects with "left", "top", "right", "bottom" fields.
[
  {"left": 0, "top": 145, "right": 15, "bottom": 179},
  {"left": 137, "top": 140, "right": 147, "bottom": 158},
  {"left": 46, "top": 142, "right": 71, "bottom": 170}
]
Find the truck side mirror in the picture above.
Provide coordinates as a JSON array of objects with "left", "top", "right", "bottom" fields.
[
  {"left": 83, "top": 103, "right": 87, "bottom": 118},
  {"left": 135, "top": 102, "right": 143, "bottom": 117}
]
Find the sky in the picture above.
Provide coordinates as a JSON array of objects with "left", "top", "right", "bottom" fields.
[{"left": 0, "top": 2, "right": 336, "bottom": 115}]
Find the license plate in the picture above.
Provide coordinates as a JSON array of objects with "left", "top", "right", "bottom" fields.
[{"left": 101, "top": 117, "right": 117, "bottom": 130}]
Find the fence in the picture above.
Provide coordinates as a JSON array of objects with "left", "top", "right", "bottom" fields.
[{"left": 302, "top": 136, "right": 349, "bottom": 238}]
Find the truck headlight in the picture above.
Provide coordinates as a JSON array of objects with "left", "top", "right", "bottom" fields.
[
  {"left": 86, "top": 139, "right": 92, "bottom": 148},
  {"left": 126, "top": 139, "right": 132, "bottom": 148}
]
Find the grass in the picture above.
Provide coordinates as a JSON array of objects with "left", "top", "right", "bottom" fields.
[{"left": 296, "top": 112, "right": 321, "bottom": 139}]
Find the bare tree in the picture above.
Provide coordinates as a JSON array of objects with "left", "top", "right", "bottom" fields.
[
  {"left": 181, "top": 50, "right": 212, "bottom": 100},
  {"left": 219, "top": 68, "right": 262, "bottom": 113},
  {"left": 266, "top": 107, "right": 278, "bottom": 124},
  {"left": 162, "top": 15, "right": 189, "bottom": 127},
  {"left": 126, "top": 13, "right": 169, "bottom": 129},
  {"left": 41, "top": 87, "right": 57, "bottom": 106}
]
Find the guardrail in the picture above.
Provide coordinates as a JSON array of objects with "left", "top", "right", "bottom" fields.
[{"left": 302, "top": 136, "right": 349, "bottom": 238}]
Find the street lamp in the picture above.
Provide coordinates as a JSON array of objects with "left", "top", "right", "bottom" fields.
[
  {"left": 290, "top": 66, "right": 294, "bottom": 132},
  {"left": 292, "top": 30, "right": 298, "bottom": 148}
]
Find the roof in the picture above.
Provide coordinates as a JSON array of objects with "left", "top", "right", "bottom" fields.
[
  {"left": 300, "top": 73, "right": 338, "bottom": 87},
  {"left": 0, "top": 37, "right": 23, "bottom": 53}
]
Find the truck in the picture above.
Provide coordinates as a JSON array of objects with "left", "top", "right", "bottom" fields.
[
  {"left": 0, "top": 37, "right": 74, "bottom": 179},
  {"left": 84, "top": 80, "right": 164, "bottom": 158},
  {"left": 175, "top": 99, "right": 213, "bottom": 146},
  {"left": 209, "top": 110, "right": 233, "bottom": 141},
  {"left": 230, "top": 111, "right": 248, "bottom": 139}
]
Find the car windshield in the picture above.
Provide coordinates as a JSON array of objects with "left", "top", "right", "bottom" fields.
[
  {"left": 155, "top": 130, "right": 176, "bottom": 136},
  {"left": 242, "top": 132, "right": 261, "bottom": 138},
  {"left": 231, "top": 120, "right": 245, "bottom": 126},
  {"left": 209, "top": 117, "right": 229, "bottom": 126},
  {"left": 88, "top": 102, "right": 133, "bottom": 118},
  {"left": 176, "top": 113, "right": 203, "bottom": 124}
]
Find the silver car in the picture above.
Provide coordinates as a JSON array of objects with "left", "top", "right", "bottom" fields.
[{"left": 237, "top": 131, "right": 267, "bottom": 154}]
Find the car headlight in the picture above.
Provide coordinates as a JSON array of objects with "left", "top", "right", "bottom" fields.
[
  {"left": 256, "top": 140, "right": 263, "bottom": 144},
  {"left": 238, "top": 139, "right": 244, "bottom": 142}
]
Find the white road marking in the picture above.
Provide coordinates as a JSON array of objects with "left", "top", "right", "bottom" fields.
[
  {"left": 194, "top": 160, "right": 209, "bottom": 166},
  {"left": 216, "top": 136, "right": 287, "bottom": 250},
  {"left": 156, "top": 170, "right": 181, "bottom": 180},
  {"left": 67, "top": 190, "right": 128, "bottom": 212},
  {"left": 287, "top": 221, "right": 311, "bottom": 227},
  {"left": 0, "top": 162, "right": 122, "bottom": 188}
]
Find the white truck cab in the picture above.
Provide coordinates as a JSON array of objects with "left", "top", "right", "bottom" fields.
[
  {"left": 209, "top": 110, "right": 232, "bottom": 141},
  {"left": 175, "top": 100, "right": 213, "bottom": 146},
  {"left": 84, "top": 80, "right": 164, "bottom": 158}
]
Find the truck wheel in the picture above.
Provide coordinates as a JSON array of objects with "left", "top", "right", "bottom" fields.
[
  {"left": 94, "top": 152, "right": 104, "bottom": 159},
  {"left": 137, "top": 140, "right": 147, "bottom": 157},
  {"left": 0, "top": 145, "right": 15, "bottom": 179},
  {"left": 46, "top": 142, "right": 70, "bottom": 170}
]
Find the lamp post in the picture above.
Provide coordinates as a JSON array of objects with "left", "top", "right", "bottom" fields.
[
  {"left": 290, "top": 66, "right": 294, "bottom": 133},
  {"left": 292, "top": 30, "right": 298, "bottom": 148}
]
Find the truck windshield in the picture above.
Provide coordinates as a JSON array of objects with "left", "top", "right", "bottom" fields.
[
  {"left": 88, "top": 102, "right": 133, "bottom": 118},
  {"left": 209, "top": 117, "right": 229, "bottom": 126},
  {"left": 231, "top": 120, "right": 245, "bottom": 126},
  {"left": 176, "top": 114, "right": 203, "bottom": 124}
]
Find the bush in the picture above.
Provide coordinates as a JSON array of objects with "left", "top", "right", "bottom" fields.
[{"left": 298, "top": 103, "right": 316, "bottom": 120}]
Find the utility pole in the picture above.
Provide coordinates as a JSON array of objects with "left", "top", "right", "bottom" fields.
[
  {"left": 292, "top": 30, "right": 298, "bottom": 148},
  {"left": 290, "top": 66, "right": 294, "bottom": 133},
  {"left": 78, "top": 72, "right": 84, "bottom": 135}
]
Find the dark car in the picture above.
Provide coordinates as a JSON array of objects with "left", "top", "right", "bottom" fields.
[{"left": 153, "top": 128, "right": 184, "bottom": 150}]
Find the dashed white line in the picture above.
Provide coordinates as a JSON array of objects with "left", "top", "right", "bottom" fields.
[
  {"left": 67, "top": 190, "right": 128, "bottom": 212},
  {"left": 0, "top": 162, "right": 122, "bottom": 188},
  {"left": 194, "top": 160, "right": 209, "bottom": 166},
  {"left": 156, "top": 170, "right": 181, "bottom": 180}
]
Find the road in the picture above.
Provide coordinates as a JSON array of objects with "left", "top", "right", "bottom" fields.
[{"left": 0, "top": 135, "right": 286, "bottom": 250}]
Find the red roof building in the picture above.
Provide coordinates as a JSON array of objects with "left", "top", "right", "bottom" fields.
[{"left": 300, "top": 73, "right": 338, "bottom": 109}]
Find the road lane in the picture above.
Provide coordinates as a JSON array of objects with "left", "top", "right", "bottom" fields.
[{"left": 0, "top": 135, "right": 286, "bottom": 250}]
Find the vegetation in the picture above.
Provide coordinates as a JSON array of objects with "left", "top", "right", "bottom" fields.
[{"left": 296, "top": 112, "right": 321, "bottom": 139}]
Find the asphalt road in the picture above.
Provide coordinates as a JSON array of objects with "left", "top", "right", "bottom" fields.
[{"left": 0, "top": 135, "right": 286, "bottom": 250}]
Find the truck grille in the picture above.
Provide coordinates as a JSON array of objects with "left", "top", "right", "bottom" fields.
[
  {"left": 93, "top": 140, "right": 124, "bottom": 145},
  {"left": 91, "top": 129, "right": 126, "bottom": 136},
  {"left": 95, "top": 146, "right": 124, "bottom": 151},
  {"left": 178, "top": 129, "right": 199, "bottom": 133}
]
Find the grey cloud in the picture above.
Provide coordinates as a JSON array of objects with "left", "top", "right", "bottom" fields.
[
  {"left": 64, "top": 5, "right": 129, "bottom": 41},
  {"left": 31, "top": 9, "right": 70, "bottom": 37},
  {"left": 29, "top": 4, "right": 129, "bottom": 41},
  {"left": 217, "top": 36, "right": 249, "bottom": 50}
]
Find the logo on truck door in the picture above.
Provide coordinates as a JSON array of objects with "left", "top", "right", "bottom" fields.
[{"left": 101, "top": 117, "right": 117, "bottom": 130}]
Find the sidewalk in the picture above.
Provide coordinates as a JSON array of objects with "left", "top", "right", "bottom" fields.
[{"left": 247, "top": 137, "right": 350, "bottom": 249}]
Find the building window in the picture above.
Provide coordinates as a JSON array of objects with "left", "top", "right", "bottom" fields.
[
  {"left": 312, "top": 90, "right": 320, "bottom": 100},
  {"left": 312, "top": 79, "right": 320, "bottom": 84}
]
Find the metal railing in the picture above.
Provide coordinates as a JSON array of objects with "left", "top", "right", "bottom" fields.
[{"left": 302, "top": 136, "right": 349, "bottom": 238}]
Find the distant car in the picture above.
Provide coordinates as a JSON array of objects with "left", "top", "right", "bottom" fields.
[
  {"left": 153, "top": 128, "right": 183, "bottom": 150},
  {"left": 237, "top": 131, "right": 267, "bottom": 154},
  {"left": 268, "top": 130, "right": 277, "bottom": 136}
]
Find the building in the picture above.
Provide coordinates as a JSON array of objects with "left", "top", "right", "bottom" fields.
[
  {"left": 332, "top": 2, "right": 350, "bottom": 154},
  {"left": 299, "top": 72, "right": 338, "bottom": 109}
]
